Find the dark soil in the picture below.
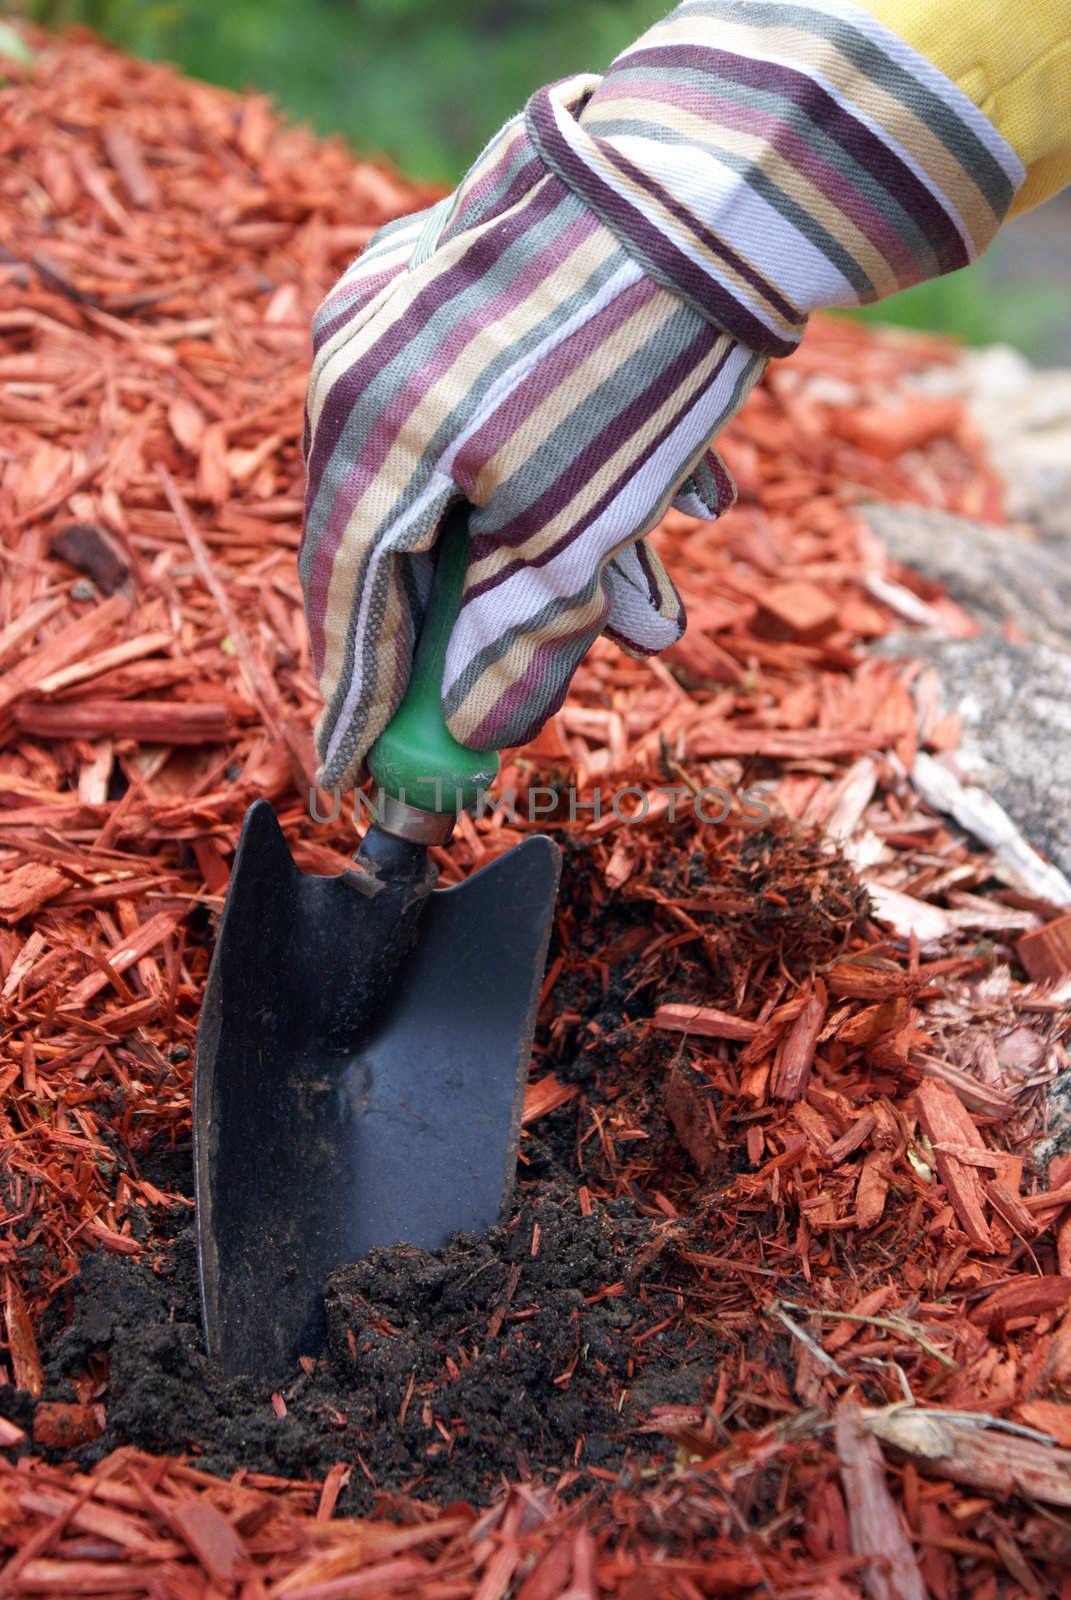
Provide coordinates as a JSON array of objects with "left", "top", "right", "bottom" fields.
[
  {"left": 2, "top": 815, "right": 866, "bottom": 1512},
  {"left": 12, "top": 1183, "right": 714, "bottom": 1513}
]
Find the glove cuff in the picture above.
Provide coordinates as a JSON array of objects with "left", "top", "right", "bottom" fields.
[
  {"left": 526, "top": 73, "right": 804, "bottom": 356},
  {"left": 528, "top": 1, "right": 1025, "bottom": 355}
]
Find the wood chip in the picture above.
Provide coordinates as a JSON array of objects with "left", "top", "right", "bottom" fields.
[
  {"left": 4, "top": 1272, "right": 43, "bottom": 1396},
  {"left": 650, "top": 1003, "right": 760, "bottom": 1041},
  {"left": 872, "top": 1408, "right": 1071, "bottom": 1509},
  {"left": 0, "top": 862, "right": 69, "bottom": 924},
  {"left": 771, "top": 979, "right": 827, "bottom": 1101},
  {"left": 836, "top": 1399, "right": 927, "bottom": 1600},
  {"left": 1017, "top": 913, "right": 1071, "bottom": 985},
  {"left": 916, "top": 1079, "right": 994, "bottom": 1252},
  {"left": 32, "top": 1404, "right": 103, "bottom": 1449}
]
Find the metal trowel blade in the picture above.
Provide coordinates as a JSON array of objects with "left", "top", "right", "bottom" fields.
[{"left": 195, "top": 800, "right": 561, "bottom": 1378}]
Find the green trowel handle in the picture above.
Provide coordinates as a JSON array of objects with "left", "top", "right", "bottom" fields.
[{"left": 367, "top": 504, "right": 500, "bottom": 815}]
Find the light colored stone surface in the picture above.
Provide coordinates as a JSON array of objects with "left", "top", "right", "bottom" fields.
[
  {"left": 873, "top": 634, "right": 1071, "bottom": 883},
  {"left": 861, "top": 503, "right": 1071, "bottom": 652},
  {"left": 1032, "top": 1072, "right": 1071, "bottom": 1171}
]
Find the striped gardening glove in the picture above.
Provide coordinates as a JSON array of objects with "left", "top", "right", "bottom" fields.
[{"left": 301, "top": 0, "right": 1024, "bottom": 792}]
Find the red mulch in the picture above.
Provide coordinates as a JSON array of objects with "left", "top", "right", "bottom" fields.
[{"left": 1, "top": 23, "right": 1071, "bottom": 1598}]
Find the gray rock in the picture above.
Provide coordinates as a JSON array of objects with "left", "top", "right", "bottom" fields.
[
  {"left": 862, "top": 503, "right": 1071, "bottom": 652},
  {"left": 1031, "top": 1072, "right": 1071, "bottom": 1174},
  {"left": 873, "top": 634, "right": 1071, "bottom": 882}
]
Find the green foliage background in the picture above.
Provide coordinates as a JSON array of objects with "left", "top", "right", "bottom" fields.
[
  {"left": 22, "top": 0, "right": 665, "bottom": 180},
  {"left": 12, "top": 0, "right": 1067, "bottom": 355}
]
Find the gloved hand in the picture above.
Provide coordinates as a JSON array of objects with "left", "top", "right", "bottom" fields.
[
  {"left": 302, "top": 0, "right": 1023, "bottom": 792},
  {"left": 301, "top": 75, "right": 760, "bottom": 792}
]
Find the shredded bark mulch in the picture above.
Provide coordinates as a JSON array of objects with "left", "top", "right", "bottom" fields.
[{"left": 3, "top": 21, "right": 1071, "bottom": 1599}]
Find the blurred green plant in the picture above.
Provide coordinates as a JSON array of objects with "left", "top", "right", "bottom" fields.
[
  {"left": 846, "top": 260, "right": 1068, "bottom": 357},
  {"left": 14, "top": 0, "right": 1067, "bottom": 358},
  {"left": 0, "top": 17, "right": 35, "bottom": 61},
  {"left": 19, "top": 0, "right": 665, "bottom": 180}
]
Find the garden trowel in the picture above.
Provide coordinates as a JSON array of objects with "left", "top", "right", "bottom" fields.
[{"left": 195, "top": 506, "right": 561, "bottom": 1379}]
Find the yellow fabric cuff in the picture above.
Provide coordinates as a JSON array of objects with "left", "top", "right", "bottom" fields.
[{"left": 857, "top": 0, "right": 1071, "bottom": 214}]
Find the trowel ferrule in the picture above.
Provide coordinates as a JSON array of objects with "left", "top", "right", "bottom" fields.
[{"left": 371, "top": 788, "right": 457, "bottom": 845}]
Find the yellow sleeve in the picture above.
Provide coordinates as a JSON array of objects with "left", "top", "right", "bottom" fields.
[{"left": 857, "top": 0, "right": 1071, "bottom": 215}]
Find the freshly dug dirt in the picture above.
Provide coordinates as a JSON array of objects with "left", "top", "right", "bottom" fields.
[
  {"left": 3, "top": 819, "right": 863, "bottom": 1513},
  {"left": 22, "top": 1186, "right": 712, "bottom": 1513}
]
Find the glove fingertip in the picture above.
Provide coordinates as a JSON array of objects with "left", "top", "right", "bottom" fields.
[{"left": 672, "top": 448, "right": 737, "bottom": 521}]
